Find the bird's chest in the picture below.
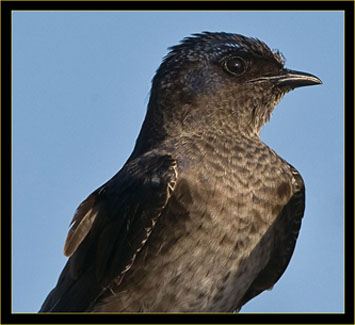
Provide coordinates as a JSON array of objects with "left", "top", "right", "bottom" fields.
[
  {"left": 177, "top": 140, "right": 293, "bottom": 233},
  {"left": 98, "top": 141, "right": 294, "bottom": 312},
  {"left": 148, "top": 142, "right": 295, "bottom": 309}
]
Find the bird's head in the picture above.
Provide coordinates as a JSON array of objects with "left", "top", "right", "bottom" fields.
[{"left": 133, "top": 32, "right": 321, "bottom": 157}]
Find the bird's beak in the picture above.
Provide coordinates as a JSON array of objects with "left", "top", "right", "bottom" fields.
[
  {"left": 271, "top": 68, "right": 322, "bottom": 88},
  {"left": 249, "top": 68, "right": 322, "bottom": 89}
]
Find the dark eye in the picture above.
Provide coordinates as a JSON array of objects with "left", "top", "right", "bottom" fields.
[{"left": 224, "top": 57, "right": 246, "bottom": 76}]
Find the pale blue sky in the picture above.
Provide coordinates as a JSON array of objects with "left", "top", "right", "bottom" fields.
[{"left": 13, "top": 11, "right": 344, "bottom": 313}]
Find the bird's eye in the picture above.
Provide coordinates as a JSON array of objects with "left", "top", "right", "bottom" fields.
[{"left": 224, "top": 57, "right": 246, "bottom": 76}]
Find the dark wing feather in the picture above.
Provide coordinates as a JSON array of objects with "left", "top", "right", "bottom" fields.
[
  {"left": 64, "top": 194, "right": 98, "bottom": 257},
  {"left": 236, "top": 165, "right": 305, "bottom": 310},
  {"left": 39, "top": 153, "right": 178, "bottom": 312}
]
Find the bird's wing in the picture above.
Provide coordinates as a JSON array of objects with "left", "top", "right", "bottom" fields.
[
  {"left": 236, "top": 165, "right": 305, "bottom": 310},
  {"left": 39, "top": 153, "right": 178, "bottom": 312}
]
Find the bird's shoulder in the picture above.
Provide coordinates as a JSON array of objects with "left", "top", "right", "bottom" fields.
[
  {"left": 65, "top": 151, "right": 179, "bottom": 267},
  {"left": 260, "top": 143, "right": 304, "bottom": 196}
]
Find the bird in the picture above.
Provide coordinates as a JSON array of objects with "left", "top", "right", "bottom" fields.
[{"left": 39, "top": 32, "right": 322, "bottom": 312}]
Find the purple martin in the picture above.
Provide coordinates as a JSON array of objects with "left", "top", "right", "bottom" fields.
[{"left": 40, "top": 32, "right": 322, "bottom": 312}]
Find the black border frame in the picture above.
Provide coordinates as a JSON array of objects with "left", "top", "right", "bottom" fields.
[{"left": 2, "top": 1, "right": 354, "bottom": 324}]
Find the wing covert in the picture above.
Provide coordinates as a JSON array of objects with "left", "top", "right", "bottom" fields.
[{"left": 40, "top": 152, "right": 178, "bottom": 312}]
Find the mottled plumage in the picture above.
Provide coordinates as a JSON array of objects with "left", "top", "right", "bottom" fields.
[{"left": 40, "top": 32, "right": 321, "bottom": 312}]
